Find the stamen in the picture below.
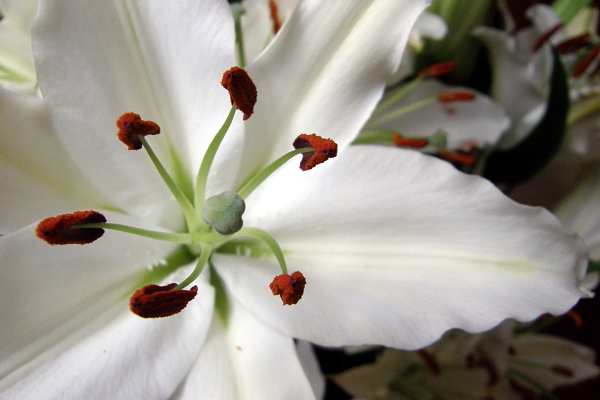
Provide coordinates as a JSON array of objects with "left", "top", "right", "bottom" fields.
[
  {"left": 391, "top": 133, "right": 429, "bottom": 148},
  {"left": 130, "top": 283, "right": 198, "bottom": 318},
  {"left": 555, "top": 33, "right": 591, "bottom": 54},
  {"left": 566, "top": 310, "right": 583, "bottom": 327},
  {"left": 418, "top": 61, "right": 457, "bottom": 79},
  {"left": 293, "top": 134, "right": 338, "bottom": 171},
  {"left": 437, "top": 91, "right": 476, "bottom": 104},
  {"left": 572, "top": 44, "right": 600, "bottom": 77},
  {"left": 269, "top": 0, "right": 282, "bottom": 34},
  {"left": 437, "top": 151, "right": 477, "bottom": 165},
  {"left": 552, "top": 364, "right": 575, "bottom": 377},
  {"left": 36, "top": 211, "right": 106, "bottom": 245},
  {"left": 269, "top": 271, "right": 306, "bottom": 305},
  {"left": 117, "top": 113, "right": 161, "bottom": 150},
  {"left": 221, "top": 67, "right": 257, "bottom": 120},
  {"left": 532, "top": 23, "right": 563, "bottom": 52},
  {"left": 416, "top": 349, "right": 440, "bottom": 376}
]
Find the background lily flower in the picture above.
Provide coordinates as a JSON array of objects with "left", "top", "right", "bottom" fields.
[{"left": 0, "top": 0, "right": 590, "bottom": 399}]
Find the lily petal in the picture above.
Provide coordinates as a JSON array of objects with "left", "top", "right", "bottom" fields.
[
  {"left": 217, "top": 146, "right": 587, "bottom": 349},
  {"left": 0, "top": 213, "right": 177, "bottom": 377},
  {"left": 0, "top": 277, "right": 214, "bottom": 400},
  {"left": 0, "top": 89, "right": 113, "bottom": 233},
  {"left": 171, "top": 294, "right": 316, "bottom": 400},
  {"left": 32, "top": 0, "right": 239, "bottom": 222},
  {"left": 235, "top": 0, "right": 430, "bottom": 186}
]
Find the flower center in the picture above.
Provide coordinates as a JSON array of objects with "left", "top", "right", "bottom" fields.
[{"left": 36, "top": 67, "right": 337, "bottom": 318}]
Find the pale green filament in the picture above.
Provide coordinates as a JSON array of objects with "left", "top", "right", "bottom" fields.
[
  {"left": 505, "top": 368, "right": 561, "bottom": 400},
  {"left": 176, "top": 242, "right": 213, "bottom": 289},
  {"left": 375, "top": 76, "right": 423, "bottom": 115},
  {"left": 237, "top": 147, "right": 314, "bottom": 199},
  {"left": 235, "top": 227, "right": 288, "bottom": 274},
  {"left": 138, "top": 135, "right": 202, "bottom": 232},
  {"left": 74, "top": 223, "right": 193, "bottom": 243},
  {"left": 195, "top": 105, "right": 237, "bottom": 212},
  {"left": 366, "top": 96, "right": 437, "bottom": 129},
  {"left": 231, "top": 4, "right": 247, "bottom": 68}
]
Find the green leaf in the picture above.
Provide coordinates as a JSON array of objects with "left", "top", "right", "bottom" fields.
[
  {"left": 553, "top": 0, "right": 592, "bottom": 25},
  {"left": 483, "top": 49, "right": 569, "bottom": 185},
  {"left": 587, "top": 259, "right": 600, "bottom": 274}
]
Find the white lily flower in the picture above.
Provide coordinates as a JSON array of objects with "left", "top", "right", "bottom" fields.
[
  {"left": 0, "top": 0, "right": 589, "bottom": 399},
  {"left": 333, "top": 319, "right": 599, "bottom": 400},
  {"left": 0, "top": 0, "right": 38, "bottom": 94}
]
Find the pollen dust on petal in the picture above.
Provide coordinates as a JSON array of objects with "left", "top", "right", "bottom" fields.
[
  {"left": 221, "top": 67, "right": 258, "bottom": 120},
  {"left": 130, "top": 283, "right": 198, "bottom": 318},
  {"left": 36, "top": 210, "right": 106, "bottom": 245},
  {"left": 293, "top": 134, "right": 338, "bottom": 171},
  {"left": 116, "top": 112, "right": 161, "bottom": 150},
  {"left": 270, "top": 271, "right": 306, "bottom": 305}
]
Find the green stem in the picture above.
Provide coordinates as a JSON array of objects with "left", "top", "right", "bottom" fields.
[
  {"left": 366, "top": 96, "right": 437, "bottom": 128},
  {"left": 237, "top": 147, "right": 313, "bottom": 199},
  {"left": 139, "top": 135, "right": 201, "bottom": 232},
  {"left": 235, "top": 227, "right": 287, "bottom": 274},
  {"left": 195, "top": 105, "right": 237, "bottom": 211},
  {"left": 176, "top": 242, "right": 213, "bottom": 289},
  {"left": 74, "top": 223, "right": 193, "bottom": 243}
]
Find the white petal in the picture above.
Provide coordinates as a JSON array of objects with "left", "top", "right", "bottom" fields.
[
  {"left": 473, "top": 26, "right": 552, "bottom": 150},
  {"left": 555, "top": 163, "right": 600, "bottom": 259},
  {"left": 235, "top": 0, "right": 430, "bottom": 186},
  {"left": 0, "top": 213, "right": 177, "bottom": 376},
  {"left": 0, "top": 276, "right": 214, "bottom": 400},
  {"left": 216, "top": 146, "right": 587, "bottom": 349},
  {"left": 368, "top": 80, "right": 510, "bottom": 149},
  {"left": 171, "top": 293, "right": 317, "bottom": 400},
  {"left": 0, "top": 89, "right": 114, "bottom": 233},
  {"left": 32, "top": 0, "right": 238, "bottom": 223},
  {"left": 511, "top": 333, "right": 600, "bottom": 389}
]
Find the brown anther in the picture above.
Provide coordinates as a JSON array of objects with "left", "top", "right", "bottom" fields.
[
  {"left": 572, "top": 44, "right": 600, "bottom": 77},
  {"left": 116, "top": 113, "right": 161, "bottom": 150},
  {"left": 551, "top": 364, "right": 575, "bottom": 377},
  {"left": 532, "top": 23, "right": 563, "bottom": 52},
  {"left": 269, "top": 0, "right": 282, "bottom": 34},
  {"left": 438, "top": 151, "right": 477, "bottom": 165},
  {"left": 130, "top": 283, "right": 198, "bottom": 318},
  {"left": 566, "top": 310, "right": 583, "bottom": 327},
  {"left": 416, "top": 349, "right": 440, "bottom": 376},
  {"left": 36, "top": 211, "right": 106, "bottom": 245},
  {"left": 418, "top": 61, "right": 457, "bottom": 79},
  {"left": 555, "top": 33, "right": 591, "bottom": 54},
  {"left": 269, "top": 271, "right": 306, "bottom": 305},
  {"left": 221, "top": 67, "right": 257, "bottom": 121},
  {"left": 437, "top": 91, "right": 476, "bottom": 104},
  {"left": 293, "top": 134, "right": 338, "bottom": 171},
  {"left": 391, "top": 133, "right": 429, "bottom": 148}
]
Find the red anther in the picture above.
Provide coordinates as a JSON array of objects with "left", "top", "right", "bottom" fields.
[
  {"left": 269, "top": 0, "right": 282, "bottom": 34},
  {"left": 555, "top": 33, "right": 591, "bottom": 54},
  {"left": 293, "top": 134, "right": 338, "bottom": 171},
  {"left": 551, "top": 365, "right": 575, "bottom": 377},
  {"left": 438, "top": 151, "right": 477, "bottom": 165},
  {"left": 391, "top": 133, "right": 429, "bottom": 148},
  {"left": 418, "top": 61, "right": 457, "bottom": 79},
  {"left": 269, "top": 271, "right": 306, "bottom": 305},
  {"left": 116, "top": 113, "right": 161, "bottom": 150},
  {"left": 36, "top": 211, "right": 106, "bottom": 245},
  {"left": 221, "top": 67, "right": 257, "bottom": 121},
  {"left": 416, "top": 349, "right": 440, "bottom": 376},
  {"left": 566, "top": 310, "right": 583, "bottom": 327},
  {"left": 130, "top": 283, "right": 198, "bottom": 318},
  {"left": 572, "top": 44, "right": 600, "bottom": 77},
  {"left": 437, "top": 91, "right": 476, "bottom": 104},
  {"left": 532, "top": 23, "right": 563, "bottom": 52}
]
